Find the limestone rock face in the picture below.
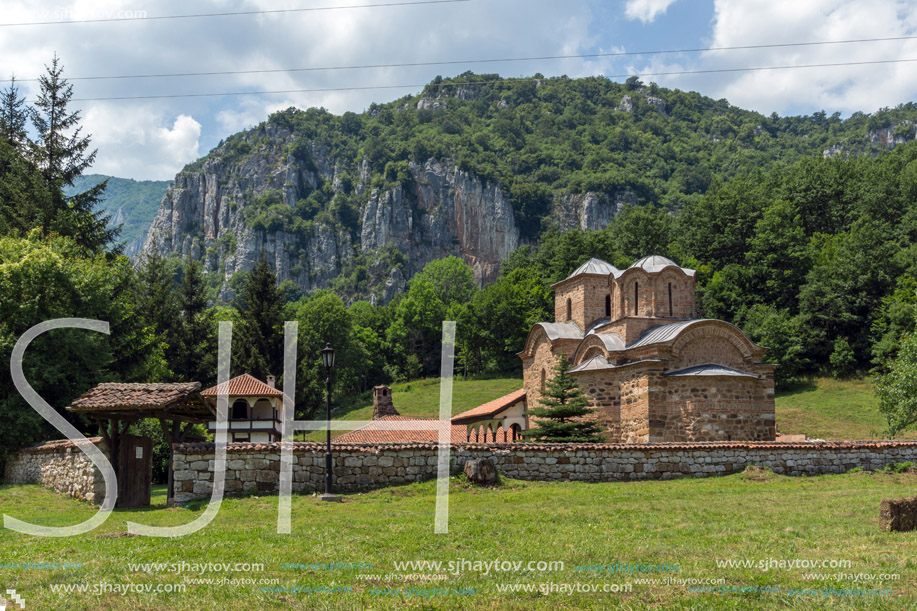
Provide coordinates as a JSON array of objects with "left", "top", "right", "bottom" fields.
[
  {"left": 360, "top": 159, "right": 519, "bottom": 284},
  {"left": 139, "top": 121, "right": 613, "bottom": 301},
  {"left": 867, "top": 122, "right": 915, "bottom": 149},
  {"left": 553, "top": 190, "right": 635, "bottom": 231}
]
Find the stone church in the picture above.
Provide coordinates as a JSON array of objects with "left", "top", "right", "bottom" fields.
[{"left": 519, "top": 256, "right": 776, "bottom": 442}]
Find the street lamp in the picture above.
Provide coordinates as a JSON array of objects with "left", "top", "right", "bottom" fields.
[{"left": 320, "top": 343, "right": 341, "bottom": 502}]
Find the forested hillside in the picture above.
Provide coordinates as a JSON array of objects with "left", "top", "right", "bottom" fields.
[
  {"left": 64, "top": 175, "right": 169, "bottom": 256},
  {"left": 5, "top": 64, "right": 917, "bottom": 464},
  {"left": 141, "top": 73, "right": 917, "bottom": 303}
]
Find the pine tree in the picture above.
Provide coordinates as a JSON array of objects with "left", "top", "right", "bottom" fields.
[
  {"left": 0, "top": 76, "right": 29, "bottom": 150},
  {"left": 522, "top": 355, "right": 605, "bottom": 443},
  {"left": 29, "top": 54, "right": 116, "bottom": 252},
  {"left": 234, "top": 253, "right": 284, "bottom": 380},
  {"left": 174, "top": 257, "right": 215, "bottom": 384},
  {"left": 0, "top": 76, "right": 47, "bottom": 233},
  {"left": 136, "top": 251, "right": 181, "bottom": 377}
]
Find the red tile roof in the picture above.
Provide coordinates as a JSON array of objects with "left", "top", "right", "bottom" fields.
[
  {"left": 331, "top": 415, "right": 520, "bottom": 444},
  {"left": 173, "top": 440, "right": 917, "bottom": 454},
  {"left": 14, "top": 437, "right": 104, "bottom": 453},
  {"left": 201, "top": 374, "right": 284, "bottom": 398},
  {"left": 451, "top": 388, "right": 526, "bottom": 424},
  {"left": 172, "top": 440, "right": 917, "bottom": 454},
  {"left": 68, "top": 383, "right": 202, "bottom": 412},
  {"left": 333, "top": 415, "right": 470, "bottom": 444}
]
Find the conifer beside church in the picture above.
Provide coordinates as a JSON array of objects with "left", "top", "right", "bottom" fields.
[{"left": 523, "top": 355, "right": 604, "bottom": 443}]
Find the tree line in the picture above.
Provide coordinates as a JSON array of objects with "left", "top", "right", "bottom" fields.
[{"left": 5, "top": 59, "right": 917, "bottom": 473}]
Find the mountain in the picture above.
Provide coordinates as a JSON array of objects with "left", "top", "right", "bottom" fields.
[
  {"left": 139, "top": 73, "right": 917, "bottom": 303},
  {"left": 66, "top": 174, "right": 170, "bottom": 257}
]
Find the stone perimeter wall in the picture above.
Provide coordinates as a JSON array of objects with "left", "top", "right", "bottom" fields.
[
  {"left": 3, "top": 439, "right": 107, "bottom": 504},
  {"left": 171, "top": 441, "right": 917, "bottom": 505}
]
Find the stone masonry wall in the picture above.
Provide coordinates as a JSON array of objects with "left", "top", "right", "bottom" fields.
[
  {"left": 3, "top": 438, "right": 107, "bottom": 504},
  {"left": 170, "top": 441, "right": 917, "bottom": 504},
  {"left": 661, "top": 377, "right": 774, "bottom": 442}
]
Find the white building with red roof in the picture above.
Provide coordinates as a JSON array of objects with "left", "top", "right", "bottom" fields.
[{"left": 201, "top": 373, "right": 286, "bottom": 443}]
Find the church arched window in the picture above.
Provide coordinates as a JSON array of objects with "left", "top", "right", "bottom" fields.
[{"left": 566, "top": 298, "right": 572, "bottom": 321}]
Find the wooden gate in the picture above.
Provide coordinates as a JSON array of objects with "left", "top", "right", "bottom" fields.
[{"left": 117, "top": 434, "right": 152, "bottom": 508}]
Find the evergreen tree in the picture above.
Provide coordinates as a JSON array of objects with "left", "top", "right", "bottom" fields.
[
  {"left": 29, "top": 54, "right": 115, "bottom": 252},
  {"left": 174, "top": 257, "right": 215, "bottom": 384},
  {"left": 0, "top": 139, "right": 51, "bottom": 234},
  {"left": 0, "top": 76, "right": 29, "bottom": 150},
  {"left": 136, "top": 251, "right": 181, "bottom": 377},
  {"left": 234, "top": 253, "right": 284, "bottom": 380},
  {"left": 522, "top": 355, "right": 604, "bottom": 443}
]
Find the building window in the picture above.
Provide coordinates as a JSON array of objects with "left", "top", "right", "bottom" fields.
[
  {"left": 634, "top": 282, "right": 639, "bottom": 315},
  {"left": 566, "top": 298, "right": 572, "bottom": 321},
  {"left": 605, "top": 293, "right": 611, "bottom": 317},
  {"left": 231, "top": 399, "right": 248, "bottom": 420},
  {"left": 540, "top": 369, "right": 546, "bottom": 390},
  {"left": 668, "top": 282, "right": 673, "bottom": 316}
]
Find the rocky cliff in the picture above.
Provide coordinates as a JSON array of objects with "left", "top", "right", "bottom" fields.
[
  {"left": 140, "top": 122, "right": 563, "bottom": 302},
  {"left": 141, "top": 73, "right": 907, "bottom": 302}
]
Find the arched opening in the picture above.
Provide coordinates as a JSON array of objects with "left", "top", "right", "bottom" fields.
[
  {"left": 633, "top": 282, "right": 639, "bottom": 316},
  {"left": 566, "top": 298, "right": 572, "bottom": 321},
  {"left": 252, "top": 398, "right": 273, "bottom": 419},
  {"left": 605, "top": 293, "right": 611, "bottom": 317},
  {"left": 668, "top": 282, "right": 673, "bottom": 316},
  {"left": 510, "top": 423, "right": 521, "bottom": 441},
  {"left": 231, "top": 399, "right": 248, "bottom": 420}
]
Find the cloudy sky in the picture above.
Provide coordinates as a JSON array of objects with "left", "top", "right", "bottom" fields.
[{"left": 2, "top": 0, "right": 917, "bottom": 180}]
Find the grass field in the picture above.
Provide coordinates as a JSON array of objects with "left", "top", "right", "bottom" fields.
[
  {"left": 774, "top": 377, "right": 916, "bottom": 441},
  {"left": 304, "top": 374, "right": 901, "bottom": 443},
  {"left": 1, "top": 469, "right": 915, "bottom": 610}
]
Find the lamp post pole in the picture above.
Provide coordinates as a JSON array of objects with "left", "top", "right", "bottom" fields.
[
  {"left": 324, "top": 368, "right": 332, "bottom": 494},
  {"left": 320, "top": 343, "right": 341, "bottom": 502}
]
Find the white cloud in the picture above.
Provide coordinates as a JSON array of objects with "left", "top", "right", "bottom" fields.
[
  {"left": 82, "top": 106, "right": 201, "bottom": 180},
  {"left": 648, "top": 0, "right": 917, "bottom": 115},
  {"left": 0, "top": 0, "right": 604, "bottom": 179},
  {"left": 625, "top": 0, "right": 679, "bottom": 23}
]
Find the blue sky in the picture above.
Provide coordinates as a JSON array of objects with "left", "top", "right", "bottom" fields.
[{"left": 2, "top": 0, "right": 916, "bottom": 180}]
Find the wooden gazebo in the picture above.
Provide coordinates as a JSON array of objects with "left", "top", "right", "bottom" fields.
[{"left": 67, "top": 382, "right": 213, "bottom": 507}]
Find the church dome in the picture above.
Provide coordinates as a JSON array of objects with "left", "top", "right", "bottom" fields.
[
  {"left": 565, "top": 257, "right": 618, "bottom": 279},
  {"left": 630, "top": 255, "right": 677, "bottom": 272},
  {"left": 623, "top": 255, "right": 696, "bottom": 277}
]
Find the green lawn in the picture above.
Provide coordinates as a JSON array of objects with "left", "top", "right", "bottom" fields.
[
  {"left": 774, "top": 377, "right": 914, "bottom": 441},
  {"left": 300, "top": 376, "right": 523, "bottom": 441},
  {"left": 1, "top": 470, "right": 916, "bottom": 609}
]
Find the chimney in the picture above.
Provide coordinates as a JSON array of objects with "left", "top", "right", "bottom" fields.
[
  {"left": 266, "top": 375, "right": 276, "bottom": 388},
  {"left": 372, "top": 385, "right": 398, "bottom": 419}
]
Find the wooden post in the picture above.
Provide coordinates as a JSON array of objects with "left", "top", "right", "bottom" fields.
[
  {"left": 160, "top": 419, "right": 197, "bottom": 507},
  {"left": 159, "top": 419, "right": 176, "bottom": 508}
]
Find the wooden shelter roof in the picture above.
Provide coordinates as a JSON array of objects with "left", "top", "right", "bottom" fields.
[{"left": 67, "top": 382, "right": 211, "bottom": 421}]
